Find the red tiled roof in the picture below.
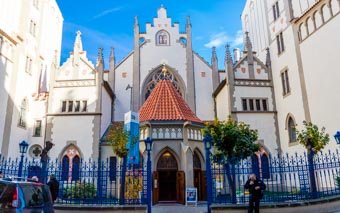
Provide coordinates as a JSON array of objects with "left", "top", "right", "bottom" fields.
[{"left": 139, "top": 80, "right": 202, "bottom": 123}]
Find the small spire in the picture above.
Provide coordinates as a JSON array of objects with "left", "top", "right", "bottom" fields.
[
  {"left": 266, "top": 48, "right": 271, "bottom": 67},
  {"left": 225, "top": 44, "right": 232, "bottom": 64},
  {"left": 186, "top": 16, "right": 191, "bottom": 27},
  {"left": 134, "top": 16, "right": 139, "bottom": 26},
  {"left": 211, "top": 47, "right": 217, "bottom": 64},
  {"left": 96, "top": 47, "right": 104, "bottom": 65},
  {"left": 74, "top": 31, "right": 83, "bottom": 53},
  {"left": 244, "top": 32, "right": 252, "bottom": 52},
  {"left": 110, "top": 47, "right": 115, "bottom": 61}
]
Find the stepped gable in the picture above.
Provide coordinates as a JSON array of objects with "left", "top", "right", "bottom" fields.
[{"left": 139, "top": 80, "right": 202, "bottom": 123}]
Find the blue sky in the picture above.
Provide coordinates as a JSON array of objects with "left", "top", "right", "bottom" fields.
[{"left": 56, "top": 0, "right": 247, "bottom": 69}]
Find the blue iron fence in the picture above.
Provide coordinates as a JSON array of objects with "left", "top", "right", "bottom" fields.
[
  {"left": 0, "top": 157, "right": 147, "bottom": 205},
  {"left": 211, "top": 150, "right": 340, "bottom": 204}
]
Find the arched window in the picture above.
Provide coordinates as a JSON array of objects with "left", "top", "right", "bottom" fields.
[
  {"left": 18, "top": 98, "right": 27, "bottom": 128},
  {"left": 156, "top": 30, "right": 170, "bottom": 46},
  {"left": 143, "top": 66, "right": 184, "bottom": 101},
  {"left": 288, "top": 116, "right": 297, "bottom": 143},
  {"left": 60, "top": 145, "right": 81, "bottom": 181},
  {"left": 261, "top": 154, "right": 270, "bottom": 179},
  {"left": 72, "top": 155, "right": 80, "bottom": 181},
  {"left": 193, "top": 152, "right": 201, "bottom": 169},
  {"left": 61, "top": 155, "right": 70, "bottom": 181},
  {"left": 251, "top": 154, "right": 260, "bottom": 177}
]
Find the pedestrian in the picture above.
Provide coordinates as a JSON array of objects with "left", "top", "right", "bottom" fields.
[
  {"left": 0, "top": 171, "right": 3, "bottom": 179},
  {"left": 244, "top": 173, "right": 266, "bottom": 213},
  {"left": 47, "top": 174, "right": 59, "bottom": 203}
]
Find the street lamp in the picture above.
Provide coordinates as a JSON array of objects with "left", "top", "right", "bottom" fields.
[
  {"left": 144, "top": 137, "right": 153, "bottom": 213},
  {"left": 334, "top": 132, "right": 340, "bottom": 144},
  {"left": 203, "top": 134, "right": 213, "bottom": 213},
  {"left": 18, "top": 140, "right": 29, "bottom": 177}
]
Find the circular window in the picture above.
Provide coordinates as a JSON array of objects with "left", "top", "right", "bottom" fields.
[{"left": 29, "top": 144, "right": 42, "bottom": 159}]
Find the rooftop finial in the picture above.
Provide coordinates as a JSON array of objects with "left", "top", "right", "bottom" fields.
[
  {"left": 186, "top": 16, "right": 191, "bottom": 27},
  {"left": 225, "top": 44, "right": 232, "bottom": 64},
  {"left": 74, "top": 30, "right": 83, "bottom": 53},
  {"left": 162, "top": 63, "right": 168, "bottom": 75},
  {"left": 97, "top": 47, "right": 104, "bottom": 65},
  {"left": 157, "top": 5, "right": 167, "bottom": 18}
]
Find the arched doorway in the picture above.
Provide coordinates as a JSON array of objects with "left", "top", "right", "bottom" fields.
[
  {"left": 157, "top": 151, "right": 178, "bottom": 202},
  {"left": 193, "top": 151, "right": 206, "bottom": 201},
  {"left": 153, "top": 150, "right": 185, "bottom": 204}
]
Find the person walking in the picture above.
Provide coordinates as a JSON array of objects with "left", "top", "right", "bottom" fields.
[
  {"left": 0, "top": 171, "right": 3, "bottom": 179},
  {"left": 244, "top": 174, "right": 266, "bottom": 213},
  {"left": 47, "top": 174, "right": 59, "bottom": 203}
]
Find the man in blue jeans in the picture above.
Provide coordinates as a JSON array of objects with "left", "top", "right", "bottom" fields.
[{"left": 244, "top": 174, "right": 266, "bottom": 213}]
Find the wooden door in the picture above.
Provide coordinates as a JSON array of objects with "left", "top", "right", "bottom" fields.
[
  {"left": 200, "top": 171, "right": 207, "bottom": 201},
  {"left": 153, "top": 171, "right": 159, "bottom": 204},
  {"left": 176, "top": 171, "right": 185, "bottom": 204}
]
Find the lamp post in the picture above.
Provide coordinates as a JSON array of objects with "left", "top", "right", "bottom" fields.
[
  {"left": 334, "top": 132, "right": 340, "bottom": 144},
  {"left": 144, "top": 137, "right": 153, "bottom": 213},
  {"left": 204, "top": 134, "right": 213, "bottom": 213},
  {"left": 18, "top": 140, "right": 29, "bottom": 177}
]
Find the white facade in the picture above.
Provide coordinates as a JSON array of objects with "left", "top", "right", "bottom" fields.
[
  {"left": 0, "top": 0, "right": 63, "bottom": 158},
  {"left": 241, "top": 0, "right": 340, "bottom": 153}
]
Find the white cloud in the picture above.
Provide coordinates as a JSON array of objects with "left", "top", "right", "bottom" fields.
[
  {"left": 204, "top": 30, "right": 244, "bottom": 49},
  {"left": 204, "top": 32, "right": 229, "bottom": 48},
  {"left": 232, "top": 30, "right": 244, "bottom": 47},
  {"left": 93, "top": 7, "right": 123, "bottom": 19}
]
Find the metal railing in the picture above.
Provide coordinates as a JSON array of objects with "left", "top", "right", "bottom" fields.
[
  {"left": 211, "top": 150, "right": 340, "bottom": 204},
  {"left": 0, "top": 157, "right": 147, "bottom": 205}
]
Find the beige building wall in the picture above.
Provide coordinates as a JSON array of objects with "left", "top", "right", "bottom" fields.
[{"left": 0, "top": 0, "right": 63, "bottom": 158}]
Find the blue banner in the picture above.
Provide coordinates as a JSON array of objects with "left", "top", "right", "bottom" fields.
[{"left": 124, "top": 111, "right": 140, "bottom": 165}]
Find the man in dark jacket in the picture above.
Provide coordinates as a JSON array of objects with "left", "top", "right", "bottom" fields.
[
  {"left": 47, "top": 174, "right": 59, "bottom": 202},
  {"left": 244, "top": 174, "right": 266, "bottom": 213}
]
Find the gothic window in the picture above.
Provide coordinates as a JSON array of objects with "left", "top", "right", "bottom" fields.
[
  {"left": 144, "top": 67, "right": 183, "bottom": 101},
  {"left": 72, "top": 155, "right": 80, "bottom": 181},
  {"left": 193, "top": 152, "right": 201, "bottom": 169},
  {"left": 61, "top": 155, "right": 70, "bottom": 181},
  {"left": 288, "top": 116, "right": 297, "bottom": 143},
  {"left": 157, "top": 151, "right": 178, "bottom": 170},
  {"left": 252, "top": 153, "right": 270, "bottom": 179},
  {"left": 156, "top": 30, "right": 170, "bottom": 46},
  {"left": 61, "top": 145, "right": 81, "bottom": 181},
  {"left": 18, "top": 98, "right": 27, "bottom": 128}
]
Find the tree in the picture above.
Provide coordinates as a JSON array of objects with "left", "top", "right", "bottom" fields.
[
  {"left": 295, "top": 121, "right": 330, "bottom": 154},
  {"left": 295, "top": 121, "right": 330, "bottom": 198},
  {"left": 106, "top": 123, "right": 129, "bottom": 204},
  {"left": 203, "top": 118, "right": 259, "bottom": 203},
  {"left": 107, "top": 123, "right": 129, "bottom": 158}
]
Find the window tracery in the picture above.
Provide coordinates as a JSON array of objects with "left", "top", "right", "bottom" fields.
[
  {"left": 156, "top": 30, "right": 170, "bottom": 46},
  {"left": 144, "top": 67, "right": 183, "bottom": 101}
]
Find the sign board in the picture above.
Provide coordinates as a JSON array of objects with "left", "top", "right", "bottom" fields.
[
  {"left": 124, "top": 111, "right": 140, "bottom": 165},
  {"left": 186, "top": 187, "right": 197, "bottom": 206}
]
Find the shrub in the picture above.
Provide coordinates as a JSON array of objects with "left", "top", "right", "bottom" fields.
[{"left": 63, "top": 181, "right": 96, "bottom": 199}]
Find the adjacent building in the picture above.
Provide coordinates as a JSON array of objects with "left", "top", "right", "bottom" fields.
[{"left": 241, "top": 0, "right": 340, "bottom": 153}]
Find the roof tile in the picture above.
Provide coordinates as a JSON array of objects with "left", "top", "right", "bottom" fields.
[{"left": 139, "top": 80, "right": 202, "bottom": 123}]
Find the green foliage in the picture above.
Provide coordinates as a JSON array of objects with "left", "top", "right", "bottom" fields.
[
  {"left": 107, "top": 123, "right": 129, "bottom": 158},
  {"left": 295, "top": 121, "right": 330, "bottom": 153},
  {"left": 203, "top": 117, "right": 259, "bottom": 164},
  {"left": 63, "top": 182, "right": 96, "bottom": 199},
  {"left": 335, "top": 174, "right": 340, "bottom": 187}
]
